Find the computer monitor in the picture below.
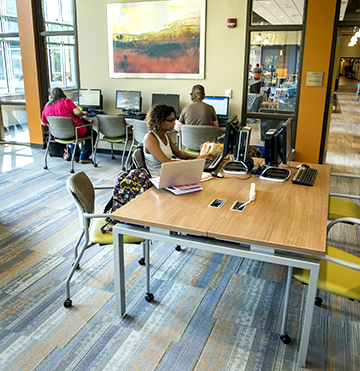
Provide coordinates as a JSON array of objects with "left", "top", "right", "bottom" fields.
[
  {"left": 203, "top": 96, "right": 229, "bottom": 117},
  {"left": 116, "top": 90, "right": 142, "bottom": 113},
  {"left": 222, "top": 115, "right": 240, "bottom": 157},
  {"left": 151, "top": 93, "right": 180, "bottom": 115},
  {"left": 78, "top": 89, "right": 102, "bottom": 110},
  {"left": 277, "top": 118, "right": 294, "bottom": 164},
  {"left": 264, "top": 129, "right": 281, "bottom": 166}
]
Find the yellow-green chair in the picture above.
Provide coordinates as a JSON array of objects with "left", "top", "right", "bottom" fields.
[
  {"left": 327, "top": 173, "right": 360, "bottom": 234},
  {"left": 293, "top": 244, "right": 360, "bottom": 307},
  {"left": 64, "top": 171, "right": 146, "bottom": 308},
  {"left": 94, "top": 115, "right": 131, "bottom": 170},
  {"left": 44, "top": 116, "right": 97, "bottom": 173}
]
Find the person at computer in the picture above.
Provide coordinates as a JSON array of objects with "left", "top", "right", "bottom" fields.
[
  {"left": 143, "top": 103, "right": 214, "bottom": 177},
  {"left": 41, "top": 87, "right": 97, "bottom": 164},
  {"left": 176, "top": 84, "right": 218, "bottom": 132}
]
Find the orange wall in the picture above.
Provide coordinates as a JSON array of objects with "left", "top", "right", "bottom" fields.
[
  {"left": 295, "top": 0, "right": 337, "bottom": 163},
  {"left": 16, "top": 0, "right": 43, "bottom": 145}
]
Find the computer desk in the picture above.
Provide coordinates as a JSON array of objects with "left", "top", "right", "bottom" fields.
[{"left": 111, "top": 162, "right": 330, "bottom": 367}]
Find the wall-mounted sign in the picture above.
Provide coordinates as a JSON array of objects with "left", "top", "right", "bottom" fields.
[{"left": 306, "top": 71, "right": 324, "bottom": 87}]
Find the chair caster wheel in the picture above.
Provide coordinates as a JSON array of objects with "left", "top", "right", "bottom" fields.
[
  {"left": 175, "top": 245, "right": 182, "bottom": 251},
  {"left": 111, "top": 156, "right": 115, "bottom": 159},
  {"left": 64, "top": 298, "right": 72, "bottom": 308},
  {"left": 138, "top": 257, "right": 146, "bottom": 265},
  {"left": 43, "top": 166, "right": 48, "bottom": 170},
  {"left": 280, "top": 334, "right": 291, "bottom": 344},
  {"left": 70, "top": 169, "right": 75, "bottom": 173},
  {"left": 94, "top": 163, "right": 98, "bottom": 167},
  {"left": 145, "top": 293, "right": 154, "bottom": 302},
  {"left": 315, "top": 297, "right": 323, "bottom": 307}
]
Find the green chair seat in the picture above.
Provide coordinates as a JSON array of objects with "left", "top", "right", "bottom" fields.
[
  {"left": 293, "top": 245, "right": 360, "bottom": 301},
  {"left": 55, "top": 136, "right": 91, "bottom": 145},
  {"left": 90, "top": 218, "right": 145, "bottom": 245},
  {"left": 103, "top": 135, "right": 128, "bottom": 143},
  {"left": 328, "top": 197, "right": 360, "bottom": 220},
  {"left": 184, "top": 148, "right": 200, "bottom": 155}
]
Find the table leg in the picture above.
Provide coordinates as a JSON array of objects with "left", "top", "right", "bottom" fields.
[
  {"left": 297, "top": 262, "right": 320, "bottom": 367},
  {"left": 113, "top": 232, "right": 126, "bottom": 317}
]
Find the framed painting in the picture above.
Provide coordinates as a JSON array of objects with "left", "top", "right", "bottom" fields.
[{"left": 107, "top": 0, "right": 206, "bottom": 79}]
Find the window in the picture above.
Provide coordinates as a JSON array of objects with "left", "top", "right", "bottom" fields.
[
  {"left": 243, "top": 0, "right": 306, "bottom": 146},
  {"left": 0, "top": 0, "right": 24, "bottom": 95},
  {"left": 42, "top": 0, "right": 78, "bottom": 89}
]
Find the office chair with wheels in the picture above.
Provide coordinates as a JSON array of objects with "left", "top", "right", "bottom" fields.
[
  {"left": 327, "top": 173, "right": 360, "bottom": 234},
  {"left": 94, "top": 114, "right": 131, "bottom": 170},
  {"left": 44, "top": 116, "right": 97, "bottom": 173},
  {"left": 64, "top": 171, "right": 146, "bottom": 308},
  {"left": 125, "top": 119, "right": 148, "bottom": 169},
  {"left": 180, "top": 125, "right": 218, "bottom": 154},
  {"left": 279, "top": 235, "right": 360, "bottom": 345}
]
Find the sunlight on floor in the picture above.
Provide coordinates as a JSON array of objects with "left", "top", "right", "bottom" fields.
[{"left": 1, "top": 144, "right": 34, "bottom": 172}]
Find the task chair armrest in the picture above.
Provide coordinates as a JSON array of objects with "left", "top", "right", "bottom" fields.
[
  {"left": 327, "top": 217, "right": 360, "bottom": 234},
  {"left": 329, "top": 193, "right": 360, "bottom": 201},
  {"left": 94, "top": 185, "right": 113, "bottom": 190},
  {"left": 83, "top": 212, "right": 110, "bottom": 219},
  {"left": 312, "top": 253, "right": 360, "bottom": 271},
  {"left": 330, "top": 172, "right": 360, "bottom": 180}
]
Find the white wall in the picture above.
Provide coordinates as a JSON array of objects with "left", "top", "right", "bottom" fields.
[{"left": 76, "top": 0, "right": 247, "bottom": 117}]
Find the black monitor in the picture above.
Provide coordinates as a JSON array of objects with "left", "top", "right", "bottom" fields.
[
  {"left": 116, "top": 90, "right": 142, "bottom": 113},
  {"left": 152, "top": 93, "right": 180, "bottom": 115},
  {"left": 264, "top": 129, "right": 281, "bottom": 166},
  {"left": 277, "top": 118, "right": 294, "bottom": 164},
  {"left": 203, "top": 96, "right": 229, "bottom": 117},
  {"left": 222, "top": 115, "right": 240, "bottom": 157},
  {"left": 78, "top": 89, "right": 102, "bottom": 110}
]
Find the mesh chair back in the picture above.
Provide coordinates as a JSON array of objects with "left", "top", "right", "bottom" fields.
[
  {"left": 66, "top": 172, "right": 95, "bottom": 221},
  {"left": 131, "top": 119, "right": 148, "bottom": 143},
  {"left": 181, "top": 125, "right": 218, "bottom": 151},
  {"left": 132, "top": 147, "right": 147, "bottom": 169},
  {"left": 47, "top": 116, "right": 76, "bottom": 138},
  {"left": 97, "top": 115, "right": 126, "bottom": 137}
]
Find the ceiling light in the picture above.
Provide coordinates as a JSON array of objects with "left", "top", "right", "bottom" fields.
[
  {"left": 351, "top": 36, "right": 357, "bottom": 43},
  {"left": 255, "top": 33, "right": 262, "bottom": 42},
  {"left": 355, "top": 31, "right": 360, "bottom": 38},
  {"left": 264, "top": 37, "right": 270, "bottom": 44},
  {"left": 348, "top": 42, "right": 354, "bottom": 46}
]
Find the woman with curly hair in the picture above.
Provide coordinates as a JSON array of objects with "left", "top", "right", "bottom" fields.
[{"left": 143, "top": 103, "right": 213, "bottom": 177}]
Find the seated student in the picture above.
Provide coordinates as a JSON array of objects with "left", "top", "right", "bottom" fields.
[
  {"left": 143, "top": 103, "right": 214, "bottom": 177},
  {"left": 252, "top": 63, "right": 262, "bottom": 80},
  {"left": 41, "top": 87, "right": 97, "bottom": 164},
  {"left": 176, "top": 84, "right": 218, "bottom": 132}
]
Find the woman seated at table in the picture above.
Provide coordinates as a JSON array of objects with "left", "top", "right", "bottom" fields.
[{"left": 143, "top": 103, "right": 214, "bottom": 177}]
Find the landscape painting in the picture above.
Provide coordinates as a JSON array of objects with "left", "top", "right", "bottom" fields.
[{"left": 107, "top": 0, "right": 206, "bottom": 79}]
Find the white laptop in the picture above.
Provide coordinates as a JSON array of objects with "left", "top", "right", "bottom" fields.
[{"left": 150, "top": 159, "right": 206, "bottom": 189}]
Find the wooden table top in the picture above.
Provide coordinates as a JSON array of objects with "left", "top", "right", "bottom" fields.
[
  {"left": 208, "top": 163, "right": 330, "bottom": 255},
  {"left": 111, "top": 163, "right": 330, "bottom": 256},
  {"left": 111, "top": 175, "right": 248, "bottom": 237}
]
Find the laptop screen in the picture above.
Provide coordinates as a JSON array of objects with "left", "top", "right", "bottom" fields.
[{"left": 203, "top": 96, "right": 229, "bottom": 117}]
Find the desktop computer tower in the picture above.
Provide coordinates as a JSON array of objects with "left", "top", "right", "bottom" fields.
[{"left": 234, "top": 126, "right": 251, "bottom": 163}]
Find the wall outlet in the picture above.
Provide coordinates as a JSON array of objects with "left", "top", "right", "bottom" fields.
[{"left": 225, "top": 89, "right": 232, "bottom": 98}]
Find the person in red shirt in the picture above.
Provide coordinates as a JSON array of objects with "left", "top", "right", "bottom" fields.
[{"left": 41, "top": 88, "right": 97, "bottom": 163}]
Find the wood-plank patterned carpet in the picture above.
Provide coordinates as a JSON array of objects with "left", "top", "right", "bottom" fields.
[{"left": 0, "top": 78, "right": 359, "bottom": 370}]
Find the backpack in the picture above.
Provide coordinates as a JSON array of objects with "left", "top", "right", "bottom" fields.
[{"left": 101, "top": 167, "right": 153, "bottom": 233}]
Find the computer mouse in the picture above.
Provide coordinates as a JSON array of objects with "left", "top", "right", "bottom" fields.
[
  {"left": 296, "top": 164, "right": 310, "bottom": 169},
  {"left": 211, "top": 171, "right": 224, "bottom": 178}
]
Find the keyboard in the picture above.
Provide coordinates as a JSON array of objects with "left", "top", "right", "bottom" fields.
[
  {"left": 119, "top": 113, "right": 146, "bottom": 120},
  {"left": 292, "top": 166, "right": 318, "bottom": 186},
  {"left": 204, "top": 155, "right": 222, "bottom": 172}
]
